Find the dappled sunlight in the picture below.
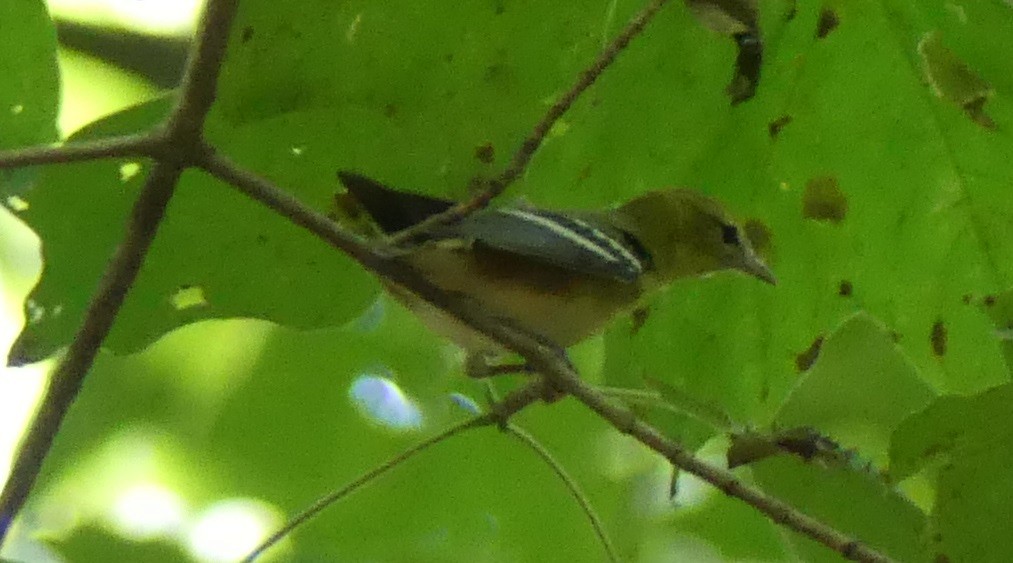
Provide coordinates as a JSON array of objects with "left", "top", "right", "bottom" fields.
[
  {"left": 186, "top": 499, "right": 282, "bottom": 563},
  {"left": 349, "top": 373, "right": 425, "bottom": 431},
  {"left": 48, "top": 0, "right": 202, "bottom": 37},
  {"left": 109, "top": 482, "right": 187, "bottom": 540},
  {"left": 140, "top": 319, "right": 274, "bottom": 416}
]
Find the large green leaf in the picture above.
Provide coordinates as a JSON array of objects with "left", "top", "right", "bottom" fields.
[
  {"left": 890, "top": 384, "right": 1013, "bottom": 563},
  {"left": 6, "top": 100, "right": 378, "bottom": 362},
  {"left": 603, "top": 0, "right": 1012, "bottom": 430},
  {"left": 0, "top": 0, "right": 59, "bottom": 150}
]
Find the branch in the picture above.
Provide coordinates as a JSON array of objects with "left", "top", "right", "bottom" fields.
[
  {"left": 386, "top": 0, "right": 671, "bottom": 246},
  {"left": 0, "top": 134, "right": 159, "bottom": 169},
  {"left": 242, "top": 380, "right": 548, "bottom": 562},
  {"left": 0, "top": 0, "right": 240, "bottom": 547},
  {"left": 505, "top": 425, "right": 619, "bottom": 563},
  {"left": 548, "top": 370, "right": 896, "bottom": 563},
  {"left": 204, "top": 154, "right": 894, "bottom": 563}
]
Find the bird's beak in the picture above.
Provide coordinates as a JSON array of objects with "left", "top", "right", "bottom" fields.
[{"left": 741, "top": 253, "right": 777, "bottom": 285}]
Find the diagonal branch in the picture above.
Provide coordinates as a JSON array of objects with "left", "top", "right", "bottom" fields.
[
  {"left": 202, "top": 151, "right": 894, "bottom": 563},
  {"left": 243, "top": 380, "right": 548, "bottom": 562},
  {"left": 0, "top": 134, "right": 160, "bottom": 169},
  {"left": 0, "top": 0, "right": 241, "bottom": 547},
  {"left": 386, "top": 0, "right": 671, "bottom": 246}
]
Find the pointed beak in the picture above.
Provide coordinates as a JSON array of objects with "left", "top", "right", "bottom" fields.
[{"left": 742, "top": 254, "right": 777, "bottom": 285}]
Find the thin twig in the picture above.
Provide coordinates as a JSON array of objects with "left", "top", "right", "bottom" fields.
[
  {"left": 243, "top": 380, "right": 547, "bottom": 562},
  {"left": 204, "top": 153, "right": 895, "bottom": 563},
  {"left": 386, "top": 0, "right": 671, "bottom": 246},
  {"left": 0, "top": 134, "right": 160, "bottom": 169},
  {"left": 0, "top": 0, "right": 240, "bottom": 547},
  {"left": 505, "top": 425, "right": 619, "bottom": 563}
]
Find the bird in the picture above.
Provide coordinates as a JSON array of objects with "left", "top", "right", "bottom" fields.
[{"left": 336, "top": 171, "right": 775, "bottom": 362}]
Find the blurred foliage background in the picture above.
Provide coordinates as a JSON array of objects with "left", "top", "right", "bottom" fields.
[{"left": 1, "top": 0, "right": 1012, "bottom": 561}]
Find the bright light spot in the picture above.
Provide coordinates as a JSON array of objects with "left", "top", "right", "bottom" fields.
[
  {"left": 289, "top": 146, "right": 304, "bottom": 156},
  {"left": 119, "top": 162, "right": 141, "bottom": 182},
  {"left": 109, "top": 483, "right": 186, "bottom": 540},
  {"left": 25, "top": 299, "right": 44, "bottom": 324},
  {"left": 171, "top": 285, "right": 208, "bottom": 310},
  {"left": 5, "top": 196, "right": 29, "bottom": 212},
  {"left": 111, "top": 0, "right": 203, "bottom": 35},
  {"left": 449, "top": 392, "right": 481, "bottom": 415},
  {"left": 187, "top": 499, "right": 282, "bottom": 563},
  {"left": 10, "top": 104, "right": 23, "bottom": 115},
  {"left": 349, "top": 374, "right": 423, "bottom": 430}
]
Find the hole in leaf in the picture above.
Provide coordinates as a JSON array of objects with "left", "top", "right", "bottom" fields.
[
  {"left": 802, "top": 175, "right": 848, "bottom": 224},
  {"left": 170, "top": 285, "right": 208, "bottom": 310},
  {"left": 119, "top": 162, "right": 142, "bottom": 182},
  {"left": 5, "top": 195, "right": 29, "bottom": 212}
]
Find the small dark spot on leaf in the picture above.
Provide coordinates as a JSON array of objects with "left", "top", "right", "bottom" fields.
[
  {"left": 838, "top": 280, "right": 853, "bottom": 297},
  {"left": 492, "top": 0, "right": 506, "bottom": 14},
  {"left": 784, "top": 0, "right": 797, "bottom": 21},
  {"left": 444, "top": 53, "right": 454, "bottom": 63},
  {"left": 576, "top": 165, "right": 592, "bottom": 181},
  {"left": 891, "top": 331, "right": 902, "bottom": 343},
  {"left": 816, "top": 7, "right": 839, "bottom": 39},
  {"left": 768, "top": 115, "right": 792, "bottom": 138},
  {"left": 241, "top": 26, "right": 254, "bottom": 42},
  {"left": 474, "top": 142, "right": 495, "bottom": 164},
  {"left": 802, "top": 175, "right": 848, "bottom": 224},
  {"left": 934, "top": 553, "right": 950, "bottom": 563},
  {"left": 919, "top": 31, "right": 995, "bottom": 130},
  {"left": 631, "top": 307, "right": 650, "bottom": 334},
  {"left": 256, "top": 234, "right": 268, "bottom": 244},
  {"left": 743, "top": 219, "right": 773, "bottom": 257},
  {"left": 384, "top": 103, "right": 398, "bottom": 118},
  {"left": 795, "top": 335, "right": 824, "bottom": 372},
  {"left": 985, "top": 294, "right": 997, "bottom": 307},
  {"left": 962, "top": 293, "right": 972, "bottom": 304},
  {"left": 931, "top": 320, "right": 947, "bottom": 357},
  {"left": 484, "top": 62, "right": 508, "bottom": 82}
]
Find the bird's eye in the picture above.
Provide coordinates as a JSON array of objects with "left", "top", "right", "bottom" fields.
[{"left": 721, "top": 224, "right": 740, "bottom": 245}]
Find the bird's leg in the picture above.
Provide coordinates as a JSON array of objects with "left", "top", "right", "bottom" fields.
[{"left": 464, "top": 348, "right": 572, "bottom": 403}]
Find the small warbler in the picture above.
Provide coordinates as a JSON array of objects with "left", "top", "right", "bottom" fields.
[{"left": 337, "top": 172, "right": 775, "bottom": 358}]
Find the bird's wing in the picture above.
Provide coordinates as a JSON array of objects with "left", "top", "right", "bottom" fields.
[{"left": 455, "top": 207, "right": 649, "bottom": 283}]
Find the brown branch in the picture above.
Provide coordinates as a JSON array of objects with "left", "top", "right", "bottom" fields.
[
  {"left": 0, "top": 134, "right": 159, "bottom": 169},
  {"left": 0, "top": 0, "right": 240, "bottom": 547},
  {"left": 547, "top": 369, "right": 896, "bottom": 563},
  {"left": 203, "top": 153, "right": 894, "bottom": 563},
  {"left": 243, "top": 380, "right": 548, "bottom": 562},
  {"left": 386, "top": 0, "right": 671, "bottom": 246}
]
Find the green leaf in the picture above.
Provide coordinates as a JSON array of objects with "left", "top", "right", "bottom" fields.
[
  {"left": 752, "top": 456, "right": 928, "bottom": 562},
  {"left": 890, "top": 384, "right": 1013, "bottom": 562},
  {"left": 0, "top": 0, "right": 59, "bottom": 150},
  {"left": 775, "top": 313, "right": 936, "bottom": 464},
  {"left": 7, "top": 101, "right": 378, "bottom": 361}
]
